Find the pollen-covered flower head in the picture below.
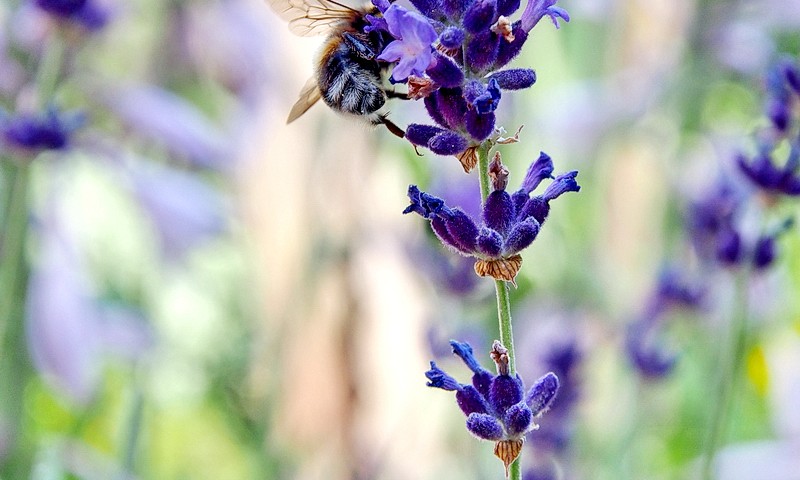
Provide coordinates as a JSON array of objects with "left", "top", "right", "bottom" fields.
[
  {"left": 403, "top": 151, "right": 579, "bottom": 283},
  {"left": 426, "top": 340, "right": 559, "bottom": 474}
]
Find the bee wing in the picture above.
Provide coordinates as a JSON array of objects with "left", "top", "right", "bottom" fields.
[
  {"left": 286, "top": 76, "right": 323, "bottom": 123},
  {"left": 267, "top": 0, "right": 362, "bottom": 37}
]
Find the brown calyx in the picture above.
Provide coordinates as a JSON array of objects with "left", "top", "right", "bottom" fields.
[
  {"left": 474, "top": 255, "right": 522, "bottom": 285},
  {"left": 494, "top": 438, "right": 524, "bottom": 477}
]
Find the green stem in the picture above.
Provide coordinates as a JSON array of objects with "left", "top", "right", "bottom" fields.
[
  {"left": 700, "top": 271, "right": 750, "bottom": 480},
  {"left": 0, "top": 27, "right": 66, "bottom": 477},
  {"left": 477, "top": 142, "right": 520, "bottom": 480},
  {"left": 120, "top": 386, "right": 145, "bottom": 477}
]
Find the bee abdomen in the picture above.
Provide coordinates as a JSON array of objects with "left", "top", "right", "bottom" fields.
[{"left": 318, "top": 44, "right": 385, "bottom": 116}]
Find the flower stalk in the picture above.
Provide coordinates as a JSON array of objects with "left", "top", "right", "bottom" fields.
[
  {"left": 700, "top": 271, "right": 751, "bottom": 480},
  {"left": 477, "top": 142, "right": 519, "bottom": 478}
]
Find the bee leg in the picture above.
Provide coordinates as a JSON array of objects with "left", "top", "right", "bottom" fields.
[
  {"left": 342, "top": 32, "right": 377, "bottom": 60},
  {"left": 385, "top": 90, "right": 410, "bottom": 101},
  {"left": 373, "top": 114, "right": 405, "bottom": 138}
]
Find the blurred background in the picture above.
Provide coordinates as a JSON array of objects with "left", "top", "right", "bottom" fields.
[{"left": 1, "top": 0, "right": 800, "bottom": 479}]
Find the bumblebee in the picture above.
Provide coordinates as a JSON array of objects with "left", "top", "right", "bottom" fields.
[{"left": 268, "top": 0, "right": 406, "bottom": 137}]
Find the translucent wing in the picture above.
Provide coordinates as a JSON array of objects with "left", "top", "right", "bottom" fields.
[
  {"left": 287, "top": 76, "right": 323, "bottom": 123},
  {"left": 267, "top": 0, "right": 361, "bottom": 37}
]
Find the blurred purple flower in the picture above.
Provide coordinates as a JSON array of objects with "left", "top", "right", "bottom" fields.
[
  {"left": 0, "top": 107, "right": 80, "bottom": 153},
  {"left": 127, "top": 161, "right": 228, "bottom": 258},
  {"left": 185, "top": 0, "right": 276, "bottom": 102},
  {"left": 34, "top": 0, "right": 110, "bottom": 31},
  {"left": 105, "top": 86, "right": 230, "bottom": 170},
  {"left": 26, "top": 204, "right": 153, "bottom": 405},
  {"left": 625, "top": 268, "right": 704, "bottom": 379}
]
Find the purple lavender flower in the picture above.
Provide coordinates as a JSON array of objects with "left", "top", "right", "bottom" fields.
[
  {"left": 403, "top": 152, "right": 579, "bottom": 283},
  {"left": 376, "top": 4, "right": 437, "bottom": 82},
  {"left": 0, "top": 108, "right": 78, "bottom": 153},
  {"left": 104, "top": 86, "right": 230, "bottom": 170},
  {"left": 625, "top": 268, "right": 704, "bottom": 379},
  {"left": 126, "top": 161, "right": 228, "bottom": 258},
  {"left": 34, "top": 0, "right": 110, "bottom": 30},
  {"left": 736, "top": 147, "right": 800, "bottom": 196},
  {"left": 426, "top": 340, "right": 559, "bottom": 473},
  {"left": 367, "top": 0, "right": 566, "bottom": 155}
]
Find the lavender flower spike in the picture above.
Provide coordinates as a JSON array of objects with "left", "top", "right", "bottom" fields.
[
  {"left": 426, "top": 340, "right": 560, "bottom": 473},
  {"left": 404, "top": 153, "right": 579, "bottom": 282}
]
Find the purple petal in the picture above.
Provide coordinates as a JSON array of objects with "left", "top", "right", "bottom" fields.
[
  {"left": 503, "top": 216, "right": 540, "bottom": 255},
  {"left": 477, "top": 227, "right": 504, "bottom": 257},
  {"left": 504, "top": 402, "right": 533, "bottom": 436},
  {"left": 489, "top": 374, "right": 524, "bottom": 416},
  {"left": 466, "top": 413, "right": 505, "bottom": 441},
  {"left": 526, "top": 372, "right": 559, "bottom": 416}
]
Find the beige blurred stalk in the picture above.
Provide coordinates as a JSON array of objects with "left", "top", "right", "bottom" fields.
[{"left": 234, "top": 9, "right": 451, "bottom": 479}]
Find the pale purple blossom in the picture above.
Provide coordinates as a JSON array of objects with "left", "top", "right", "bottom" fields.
[{"left": 376, "top": 5, "right": 437, "bottom": 82}]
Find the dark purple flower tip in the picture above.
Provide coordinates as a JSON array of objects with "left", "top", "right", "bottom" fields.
[
  {"left": 489, "top": 374, "right": 524, "bottom": 416},
  {"left": 439, "top": 26, "right": 465, "bottom": 49},
  {"left": 465, "top": 30, "right": 500, "bottom": 73},
  {"left": 406, "top": 123, "right": 446, "bottom": 147},
  {"left": 403, "top": 185, "right": 447, "bottom": 218},
  {"left": 503, "top": 216, "right": 540, "bottom": 255},
  {"left": 477, "top": 227, "right": 504, "bottom": 257},
  {"left": 411, "top": 0, "right": 443, "bottom": 19},
  {"left": 429, "top": 130, "right": 470, "bottom": 155},
  {"left": 767, "top": 98, "right": 791, "bottom": 133},
  {"left": 518, "top": 196, "right": 548, "bottom": 224},
  {"left": 716, "top": 228, "right": 742, "bottom": 265},
  {"left": 465, "top": 109, "right": 496, "bottom": 141},
  {"left": 456, "top": 385, "right": 491, "bottom": 415},
  {"left": 425, "top": 88, "right": 468, "bottom": 130},
  {"left": 543, "top": 170, "right": 581, "bottom": 200},
  {"left": 432, "top": 216, "right": 471, "bottom": 254},
  {"left": 377, "top": 5, "right": 438, "bottom": 82},
  {"left": 519, "top": 152, "right": 555, "bottom": 194},
  {"left": 781, "top": 59, "right": 800, "bottom": 94},
  {"left": 526, "top": 372, "right": 559, "bottom": 416},
  {"left": 520, "top": 0, "right": 570, "bottom": 33},
  {"left": 656, "top": 268, "right": 705, "bottom": 308},
  {"left": 426, "top": 361, "right": 462, "bottom": 390},
  {"left": 73, "top": 1, "right": 110, "bottom": 31},
  {"left": 442, "top": 208, "right": 480, "bottom": 252},
  {"left": 473, "top": 79, "right": 502, "bottom": 115},
  {"left": 36, "top": 0, "right": 87, "bottom": 16},
  {"left": 484, "top": 190, "right": 515, "bottom": 233},
  {"left": 451, "top": 340, "right": 488, "bottom": 375},
  {"left": 466, "top": 412, "right": 505, "bottom": 441},
  {"left": 503, "top": 402, "right": 533, "bottom": 437},
  {"left": 463, "top": 0, "right": 498, "bottom": 34},
  {"left": 427, "top": 52, "right": 465, "bottom": 88},
  {"left": 490, "top": 69, "right": 537, "bottom": 90},
  {"left": 497, "top": 0, "right": 521, "bottom": 16},
  {"left": 1, "top": 109, "right": 75, "bottom": 151},
  {"left": 626, "top": 327, "right": 676, "bottom": 378},
  {"left": 753, "top": 235, "right": 777, "bottom": 270}
]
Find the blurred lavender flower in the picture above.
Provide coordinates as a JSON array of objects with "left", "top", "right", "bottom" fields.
[
  {"left": 125, "top": 160, "right": 228, "bottom": 259},
  {"left": 0, "top": 107, "right": 80, "bottom": 154},
  {"left": 185, "top": 0, "right": 276, "bottom": 103},
  {"left": 26, "top": 212, "right": 152, "bottom": 405},
  {"left": 104, "top": 86, "right": 230, "bottom": 170},
  {"left": 625, "top": 268, "right": 704, "bottom": 379},
  {"left": 34, "top": 0, "right": 110, "bottom": 31},
  {"left": 426, "top": 340, "right": 559, "bottom": 474},
  {"left": 404, "top": 152, "right": 579, "bottom": 283}
]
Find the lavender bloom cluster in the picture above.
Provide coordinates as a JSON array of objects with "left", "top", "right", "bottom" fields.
[
  {"left": 626, "top": 268, "right": 705, "bottom": 378},
  {"left": 404, "top": 152, "right": 579, "bottom": 283},
  {"left": 0, "top": 108, "right": 76, "bottom": 154},
  {"left": 426, "top": 340, "right": 559, "bottom": 473},
  {"left": 366, "top": 0, "right": 568, "bottom": 160},
  {"left": 737, "top": 57, "right": 800, "bottom": 196}
]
